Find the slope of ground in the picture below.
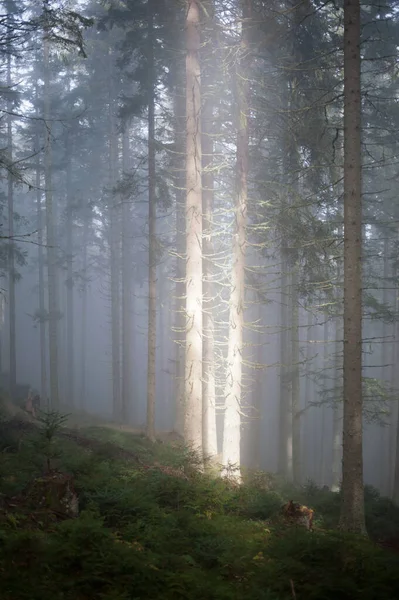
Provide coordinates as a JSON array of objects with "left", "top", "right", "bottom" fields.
[{"left": 0, "top": 410, "right": 399, "bottom": 600}]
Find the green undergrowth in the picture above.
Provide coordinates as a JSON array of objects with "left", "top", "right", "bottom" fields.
[{"left": 1, "top": 414, "right": 399, "bottom": 599}]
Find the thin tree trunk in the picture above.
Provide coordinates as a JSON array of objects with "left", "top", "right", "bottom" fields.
[
  {"left": 80, "top": 214, "right": 89, "bottom": 410},
  {"left": 122, "top": 130, "right": 133, "bottom": 423},
  {"left": 202, "top": 8, "right": 217, "bottom": 459},
  {"left": 35, "top": 111, "right": 47, "bottom": 405},
  {"left": 173, "top": 83, "right": 186, "bottom": 437},
  {"left": 146, "top": 0, "right": 156, "bottom": 441},
  {"left": 221, "top": 0, "right": 251, "bottom": 480},
  {"left": 43, "top": 31, "right": 59, "bottom": 409},
  {"left": 332, "top": 306, "right": 343, "bottom": 492},
  {"left": 7, "top": 46, "right": 16, "bottom": 400},
  {"left": 184, "top": 0, "right": 203, "bottom": 452},
  {"left": 108, "top": 52, "right": 121, "bottom": 422},
  {"left": 380, "top": 236, "right": 390, "bottom": 495},
  {"left": 339, "top": 0, "right": 366, "bottom": 534},
  {"left": 319, "top": 319, "right": 329, "bottom": 485},
  {"left": 252, "top": 301, "right": 263, "bottom": 470},
  {"left": 302, "top": 308, "right": 313, "bottom": 481},
  {"left": 291, "top": 266, "right": 301, "bottom": 484},
  {"left": 278, "top": 266, "right": 293, "bottom": 480},
  {"left": 65, "top": 132, "right": 74, "bottom": 408}
]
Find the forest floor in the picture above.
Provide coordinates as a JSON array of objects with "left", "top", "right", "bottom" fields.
[{"left": 1, "top": 404, "right": 399, "bottom": 599}]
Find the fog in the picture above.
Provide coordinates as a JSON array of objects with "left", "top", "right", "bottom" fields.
[{"left": 1, "top": 0, "right": 398, "bottom": 508}]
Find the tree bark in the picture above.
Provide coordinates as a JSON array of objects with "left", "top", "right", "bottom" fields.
[
  {"left": 332, "top": 305, "right": 343, "bottom": 493},
  {"left": 122, "top": 130, "right": 133, "bottom": 423},
  {"left": 278, "top": 265, "right": 293, "bottom": 480},
  {"left": 80, "top": 213, "right": 89, "bottom": 410},
  {"left": 339, "top": 0, "right": 366, "bottom": 535},
  {"left": 146, "top": 0, "right": 157, "bottom": 441},
  {"left": 108, "top": 51, "right": 121, "bottom": 422},
  {"left": 173, "top": 77, "right": 186, "bottom": 437},
  {"left": 184, "top": 0, "right": 203, "bottom": 452},
  {"left": 221, "top": 0, "right": 251, "bottom": 480},
  {"left": 291, "top": 266, "right": 301, "bottom": 484},
  {"left": 35, "top": 99, "right": 47, "bottom": 405},
  {"left": 7, "top": 45, "right": 16, "bottom": 400},
  {"left": 201, "top": 2, "right": 217, "bottom": 460},
  {"left": 65, "top": 131, "right": 74, "bottom": 408},
  {"left": 43, "top": 30, "right": 59, "bottom": 409}
]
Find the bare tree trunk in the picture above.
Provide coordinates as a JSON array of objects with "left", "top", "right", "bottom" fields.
[
  {"left": 202, "top": 8, "right": 217, "bottom": 459},
  {"left": 252, "top": 301, "right": 263, "bottom": 470},
  {"left": 319, "top": 319, "right": 329, "bottom": 485},
  {"left": 65, "top": 132, "right": 74, "bottom": 408},
  {"left": 43, "top": 32, "right": 59, "bottom": 409},
  {"left": 146, "top": 0, "right": 156, "bottom": 441},
  {"left": 291, "top": 266, "right": 301, "bottom": 484},
  {"left": 332, "top": 307, "right": 343, "bottom": 492},
  {"left": 108, "top": 52, "right": 121, "bottom": 422},
  {"left": 302, "top": 308, "right": 314, "bottom": 481},
  {"left": 80, "top": 214, "right": 89, "bottom": 410},
  {"left": 184, "top": 0, "right": 203, "bottom": 452},
  {"left": 380, "top": 237, "right": 390, "bottom": 495},
  {"left": 173, "top": 82, "right": 186, "bottom": 437},
  {"left": 221, "top": 0, "right": 251, "bottom": 480},
  {"left": 339, "top": 0, "right": 366, "bottom": 534},
  {"left": 35, "top": 106, "right": 47, "bottom": 404},
  {"left": 122, "top": 130, "right": 133, "bottom": 423},
  {"left": 7, "top": 46, "right": 16, "bottom": 400},
  {"left": 278, "top": 265, "right": 293, "bottom": 480}
]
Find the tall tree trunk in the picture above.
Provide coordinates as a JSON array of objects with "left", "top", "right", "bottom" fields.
[
  {"left": 146, "top": 0, "right": 156, "bottom": 441},
  {"left": 201, "top": 4, "right": 217, "bottom": 459},
  {"left": 35, "top": 108, "right": 47, "bottom": 405},
  {"left": 122, "top": 130, "right": 133, "bottom": 423},
  {"left": 108, "top": 52, "right": 121, "bottom": 422},
  {"left": 291, "top": 266, "right": 301, "bottom": 484},
  {"left": 65, "top": 132, "right": 74, "bottom": 408},
  {"left": 252, "top": 301, "right": 263, "bottom": 470},
  {"left": 43, "top": 30, "right": 59, "bottom": 409},
  {"left": 7, "top": 45, "right": 16, "bottom": 400},
  {"left": 80, "top": 214, "right": 89, "bottom": 410},
  {"left": 302, "top": 308, "right": 314, "bottom": 481},
  {"left": 173, "top": 81, "right": 186, "bottom": 437},
  {"left": 221, "top": 0, "right": 250, "bottom": 479},
  {"left": 278, "top": 266, "right": 293, "bottom": 480},
  {"left": 319, "top": 319, "right": 329, "bottom": 485},
  {"left": 332, "top": 305, "right": 343, "bottom": 492},
  {"left": 339, "top": 0, "right": 366, "bottom": 534},
  {"left": 184, "top": 0, "right": 203, "bottom": 452},
  {"left": 380, "top": 236, "right": 390, "bottom": 495}
]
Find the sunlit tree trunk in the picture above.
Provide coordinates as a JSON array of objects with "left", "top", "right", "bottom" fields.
[
  {"left": 222, "top": 0, "right": 251, "bottom": 479},
  {"left": 43, "top": 29, "right": 59, "bottom": 409},
  {"left": 252, "top": 301, "right": 263, "bottom": 469},
  {"left": 122, "top": 130, "right": 133, "bottom": 423},
  {"left": 65, "top": 131, "right": 74, "bottom": 408},
  {"left": 146, "top": 0, "right": 156, "bottom": 441},
  {"left": 202, "top": 3, "right": 217, "bottom": 459},
  {"left": 173, "top": 79, "right": 186, "bottom": 437},
  {"left": 7, "top": 43, "right": 16, "bottom": 400},
  {"left": 339, "top": 0, "right": 366, "bottom": 535},
  {"left": 184, "top": 0, "right": 203, "bottom": 452}
]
